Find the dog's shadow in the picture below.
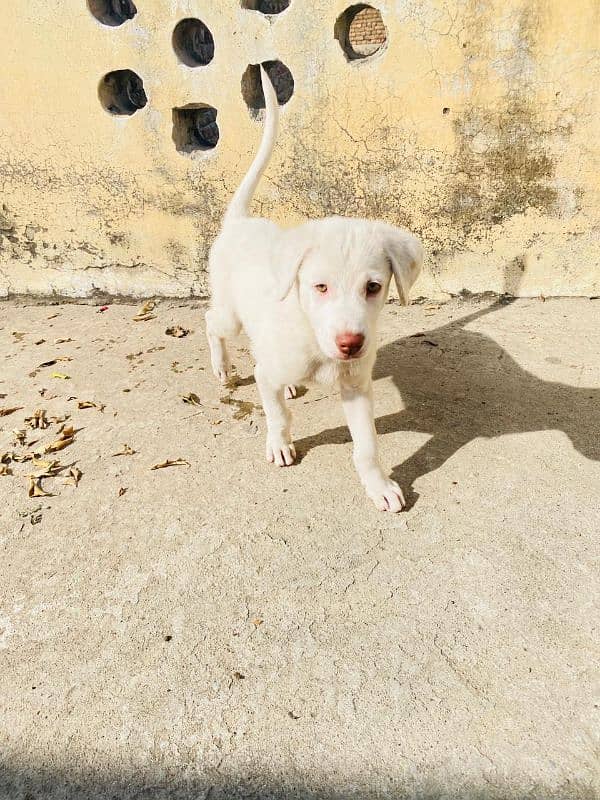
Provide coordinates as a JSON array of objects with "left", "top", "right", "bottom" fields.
[{"left": 294, "top": 299, "right": 599, "bottom": 510}]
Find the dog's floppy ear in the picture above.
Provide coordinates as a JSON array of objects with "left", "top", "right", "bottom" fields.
[
  {"left": 376, "top": 223, "right": 423, "bottom": 306},
  {"left": 272, "top": 232, "right": 311, "bottom": 301}
]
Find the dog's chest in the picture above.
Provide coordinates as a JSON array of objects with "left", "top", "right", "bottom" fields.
[{"left": 307, "top": 357, "right": 364, "bottom": 386}]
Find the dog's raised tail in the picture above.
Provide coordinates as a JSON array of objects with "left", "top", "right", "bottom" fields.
[{"left": 224, "top": 65, "right": 279, "bottom": 222}]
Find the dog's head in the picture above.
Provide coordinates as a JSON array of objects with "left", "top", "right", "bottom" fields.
[{"left": 277, "top": 217, "right": 423, "bottom": 361}]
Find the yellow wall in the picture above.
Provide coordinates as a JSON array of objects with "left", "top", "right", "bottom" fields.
[{"left": 1, "top": 0, "right": 599, "bottom": 298}]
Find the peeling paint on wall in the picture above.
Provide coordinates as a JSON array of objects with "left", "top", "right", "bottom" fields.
[{"left": 0, "top": 0, "right": 598, "bottom": 299}]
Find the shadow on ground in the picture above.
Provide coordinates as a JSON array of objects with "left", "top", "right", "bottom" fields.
[
  {"left": 1, "top": 765, "right": 597, "bottom": 800},
  {"left": 294, "top": 300, "right": 599, "bottom": 509}
]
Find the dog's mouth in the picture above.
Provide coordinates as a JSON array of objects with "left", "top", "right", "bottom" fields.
[{"left": 334, "top": 348, "right": 365, "bottom": 361}]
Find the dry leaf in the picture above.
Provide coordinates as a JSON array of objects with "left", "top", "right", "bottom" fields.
[
  {"left": 44, "top": 437, "right": 74, "bottom": 454},
  {"left": 62, "top": 467, "right": 82, "bottom": 487},
  {"left": 150, "top": 458, "right": 191, "bottom": 470},
  {"left": 35, "top": 339, "right": 46, "bottom": 346},
  {"left": 47, "top": 313, "right": 60, "bottom": 320},
  {"left": 27, "top": 476, "right": 53, "bottom": 498},
  {"left": 54, "top": 338, "right": 73, "bottom": 344},
  {"left": 38, "top": 357, "right": 72, "bottom": 368},
  {"left": 51, "top": 372, "right": 70, "bottom": 380},
  {"left": 118, "top": 487, "right": 127, "bottom": 497},
  {"left": 13, "top": 429, "right": 27, "bottom": 445},
  {"left": 0, "top": 452, "right": 11, "bottom": 464},
  {"left": 112, "top": 444, "right": 136, "bottom": 457},
  {"left": 48, "top": 414, "right": 69, "bottom": 425},
  {"left": 0, "top": 407, "right": 23, "bottom": 417},
  {"left": 133, "top": 300, "right": 156, "bottom": 322},
  {"left": 166, "top": 326, "right": 189, "bottom": 338},
  {"left": 25, "top": 409, "right": 49, "bottom": 429},
  {"left": 182, "top": 393, "right": 201, "bottom": 406},
  {"left": 12, "top": 332, "right": 26, "bottom": 342},
  {"left": 59, "top": 425, "right": 75, "bottom": 437},
  {"left": 44, "top": 427, "right": 75, "bottom": 454},
  {"left": 0, "top": 464, "right": 12, "bottom": 476},
  {"left": 31, "top": 458, "right": 61, "bottom": 474},
  {"left": 78, "top": 401, "right": 105, "bottom": 411},
  {"left": 10, "top": 452, "right": 34, "bottom": 463}
]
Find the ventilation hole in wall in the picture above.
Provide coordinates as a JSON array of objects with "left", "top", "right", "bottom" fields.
[
  {"left": 335, "top": 4, "right": 387, "bottom": 61},
  {"left": 88, "top": 0, "right": 137, "bottom": 26},
  {"left": 241, "top": 0, "right": 290, "bottom": 14},
  {"left": 241, "top": 60, "right": 294, "bottom": 119},
  {"left": 98, "top": 70, "right": 147, "bottom": 116},
  {"left": 172, "top": 18, "right": 215, "bottom": 67},
  {"left": 172, "top": 105, "right": 219, "bottom": 153}
]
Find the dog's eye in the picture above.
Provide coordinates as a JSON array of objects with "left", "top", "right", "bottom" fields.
[
  {"left": 314, "top": 284, "right": 328, "bottom": 294},
  {"left": 366, "top": 281, "right": 381, "bottom": 296}
]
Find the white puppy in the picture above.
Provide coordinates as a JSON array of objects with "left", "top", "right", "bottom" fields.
[{"left": 206, "top": 68, "right": 423, "bottom": 511}]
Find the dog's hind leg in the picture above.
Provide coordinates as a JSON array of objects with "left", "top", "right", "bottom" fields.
[
  {"left": 255, "top": 364, "right": 296, "bottom": 466},
  {"left": 206, "top": 305, "right": 240, "bottom": 384}
]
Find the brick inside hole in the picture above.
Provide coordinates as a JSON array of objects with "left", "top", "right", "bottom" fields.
[
  {"left": 241, "top": 0, "right": 290, "bottom": 13},
  {"left": 335, "top": 4, "right": 387, "bottom": 61},
  {"left": 241, "top": 60, "right": 294, "bottom": 119},
  {"left": 172, "top": 104, "right": 219, "bottom": 153},
  {"left": 98, "top": 70, "right": 147, "bottom": 116},
  {"left": 172, "top": 18, "right": 215, "bottom": 67},
  {"left": 87, "top": 0, "right": 137, "bottom": 26}
]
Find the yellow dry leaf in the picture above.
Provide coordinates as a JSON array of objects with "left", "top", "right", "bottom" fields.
[
  {"left": 13, "top": 429, "right": 27, "bottom": 445},
  {"left": 27, "top": 476, "right": 53, "bottom": 498},
  {"left": 25, "top": 409, "right": 49, "bottom": 429},
  {"left": 78, "top": 401, "right": 105, "bottom": 411},
  {"left": 11, "top": 452, "right": 34, "bottom": 463},
  {"left": 0, "top": 407, "right": 23, "bottom": 417},
  {"left": 44, "top": 436, "right": 74, "bottom": 454},
  {"left": 112, "top": 444, "right": 136, "bottom": 457},
  {"left": 31, "top": 457, "right": 61, "bottom": 474},
  {"left": 150, "top": 458, "right": 191, "bottom": 470},
  {"left": 49, "top": 414, "right": 69, "bottom": 425},
  {"left": 0, "top": 464, "right": 12, "bottom": 476},
  {"left": 62, "top": 467, "right": 82, "bottom": 487},
  {"left": 51, "top": 372, "right": 70, "bottom": 380},
  {"left": 182, "top": 393, "right": 201, "bottom": 406},
  {"left": 133, "top": 300, "right": 156, "bottom": 321}
]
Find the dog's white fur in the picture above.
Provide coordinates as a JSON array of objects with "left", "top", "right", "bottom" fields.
[{"left": 206, "top": 68, "right": 423, "bottom": 511}]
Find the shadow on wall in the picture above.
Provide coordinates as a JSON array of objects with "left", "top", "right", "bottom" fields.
[
  {"left": 294, "top": 298, "right": 600, "bottom": 510},
  {"left": 0, "top": 765, "right": 598, "bottom": 800}
]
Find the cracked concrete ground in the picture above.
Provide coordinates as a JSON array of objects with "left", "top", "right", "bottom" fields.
[{"left": 0, "top": 296, "right": 598, "bottom": 800}]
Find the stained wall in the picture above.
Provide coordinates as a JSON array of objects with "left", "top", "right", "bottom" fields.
[{"left": 1, "top": 1, "right": 598, "bottom": 298}]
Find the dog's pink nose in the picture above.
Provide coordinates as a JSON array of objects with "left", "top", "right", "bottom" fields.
[{"left": 336, "top": 332, "right": 365, "bottom": 357}]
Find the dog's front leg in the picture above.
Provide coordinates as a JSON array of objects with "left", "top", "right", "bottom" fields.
[
  {"left": 340, "top": 377, "right": 405, "bottom": 512},
  {"left": 255, "top": 364, "right": 296, "bottom": 467}
]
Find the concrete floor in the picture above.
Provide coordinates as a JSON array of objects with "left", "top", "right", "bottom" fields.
[{"left": 0, "top": 296, "right": 598, "bottom": 800}]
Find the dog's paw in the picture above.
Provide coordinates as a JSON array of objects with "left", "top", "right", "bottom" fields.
[
  {"left": 214, "top": 367, "right": 230, "bottom": 385},
  {"left": 266, "top": 436, "right": 296, "bottom": 467},
  {"left": 366, "top": 477, "right": 405, "bottom": 512},
  {"left": 284, "top": 385, "right": 297, "bottom": 400}
]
